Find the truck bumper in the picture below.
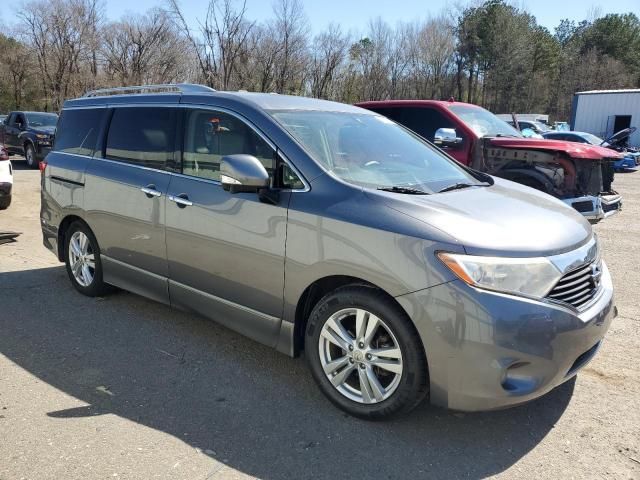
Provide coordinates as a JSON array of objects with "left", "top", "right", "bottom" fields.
[
  {"left": 36, "top": 145, "right": 52, "bottom": 161},
  {"left": 562, "top": 193, "right": 622, "bottom": 222}
]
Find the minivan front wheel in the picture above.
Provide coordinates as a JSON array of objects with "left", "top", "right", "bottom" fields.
[
  {"left": 306, "top": 286, "right": 428, "bottom": 419},
  {"left": 64, "top": 222, "right": 109, "bottom": 297}
]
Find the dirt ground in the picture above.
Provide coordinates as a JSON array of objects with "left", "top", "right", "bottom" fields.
[{"left": 0, "top": 158, "right": 638, "bottom": 480}]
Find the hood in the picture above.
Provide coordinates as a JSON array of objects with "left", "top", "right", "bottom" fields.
[
  {"left": 489, "top": 137, "right": 622, "bottom": 160},
  {"left": 368, "top": 177, "right": 592, "bottom": 257},
  {"left": 31, "top": 126, "right": 56, "bottom": 135}
]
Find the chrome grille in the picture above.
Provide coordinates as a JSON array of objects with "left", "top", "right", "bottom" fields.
[{"left": 546, "top": 260, "right": 602, "bottom": 310}]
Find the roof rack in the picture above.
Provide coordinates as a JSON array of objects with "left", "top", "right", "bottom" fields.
[{"left": 83, "top": 83, "right": 216, "bottom": 98}]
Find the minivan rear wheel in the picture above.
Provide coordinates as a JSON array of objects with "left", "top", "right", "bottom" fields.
[
  {"left": 305, "top": 286, "right": 428, "bottom": 419},
  {"left": 64, "top": 222, "right": 109, "bottom": 297}
]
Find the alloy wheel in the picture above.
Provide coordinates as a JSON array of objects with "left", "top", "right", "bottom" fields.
[
  {"left": 68, "top": 231, "right": 95, "bottom": 287},
  {"left": 318, "top": 308, "right": 403, "bottom": 404},
  {"left": 26, "top": 146, "right": 35, "bottom": 167}
]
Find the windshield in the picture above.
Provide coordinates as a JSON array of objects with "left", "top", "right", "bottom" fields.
[
  {"left": 532, "top": 121, "right": 551, "bottom": 132},
  {"left": 270, "top": 110, "right": 483, "bottom": 193},
  {"left": 25, "top": 112, "right": 58, "bottom": 128},
  {"left": 449, "top": 105, "right": 522, "bottom": 138},
  {"left": 579, "top": 133, "right": 604, "bottom": 145}
]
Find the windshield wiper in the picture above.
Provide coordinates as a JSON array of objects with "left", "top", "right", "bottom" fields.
[
  {"left": 437, "top": 182, "right": 487, "bottom": 193},
  {"left": 377, "top": 186, "right": 430, "bottom": 195}
]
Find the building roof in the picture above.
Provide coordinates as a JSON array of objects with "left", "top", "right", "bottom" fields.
[{"left": 576, "top": 89, "right": 640, "bottom": 95}]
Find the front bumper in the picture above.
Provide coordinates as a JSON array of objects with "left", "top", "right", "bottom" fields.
[
  {"left": 613, "top": 156, "right": 638, "bottom": 171},
  {"left": 562, "top": 193, "right": 622, "bottom": 222},
  {"left": 35, "top": 144, "right": 52, "bottom": 160},
  {"left": 396, "top": 261, "right": 615, "bottom": 411}
]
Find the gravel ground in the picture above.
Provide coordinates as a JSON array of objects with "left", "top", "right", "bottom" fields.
[{"left": 0, "top": 158, "right": 638, "bottom": 480}]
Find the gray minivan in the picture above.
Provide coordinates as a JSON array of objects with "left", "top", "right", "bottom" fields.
[{"left": 41, "top": 84, "right": 615, "bottom": 419}]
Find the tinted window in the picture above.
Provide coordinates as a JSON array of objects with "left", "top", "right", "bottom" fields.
[
  {"left": 25, "top": 112, "right": 58, "bottom": 127},
  {"left": 182, "top": 109, "right": 275, "bottom": 181},
  {"left": 106, "top": 107, "right": 176, "bottom": 170},
  {"left": 366, "top": 107, "right": 404, "bottom": 123},
  {"left": 54, "top": 109, "right": 104, "bottom": 156},
  {"left": 400, "top": 107, "right": 456, "bottom": 142}
]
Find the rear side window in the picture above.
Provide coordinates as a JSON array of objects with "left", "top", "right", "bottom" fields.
[
  {"left": 54, "top": 109, "right": 104, "bottom": 156},
  {"left": 366, "top": 107, "right": 404, "bottom": 123},
  {"left": 400, "top": 108, "right": 456, "bottom": 142},
  {"left": 106, "top": 107, "right": 176, "bottom": 170}
]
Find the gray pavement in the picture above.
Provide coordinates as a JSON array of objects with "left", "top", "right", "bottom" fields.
[{"left": 0, "top": 157, "right": 638, "bottom": 479}]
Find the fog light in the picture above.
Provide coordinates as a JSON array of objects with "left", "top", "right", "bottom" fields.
[{"left": 501, "top": 361, "right": 537, "bottom": 394}]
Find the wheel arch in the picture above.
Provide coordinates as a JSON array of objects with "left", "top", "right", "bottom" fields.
[
  {"left": 56, "top": 215, "right": 90, "bottom": 261},
  {"left": 498, "top": 167, "right": 555, "bottom": 193},
  {"left": 290, "top": 275, "right": 425, "bottom": 359},
  {"left": 23, "top": 137, "right": 35, "bottom": 151}
]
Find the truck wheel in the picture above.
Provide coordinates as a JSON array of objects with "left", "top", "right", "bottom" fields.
[
  {"left": 305, "top": 286, "right": 429, "bottom": 419},
  {"left": 0, "top": 195, "right": 10, "bottom": 210},
  {"left": 518, "top": 177, "right": 546, "bottom": 192},
  {"left": 25, "top": 144, "right": 37, "bottom": 169}
]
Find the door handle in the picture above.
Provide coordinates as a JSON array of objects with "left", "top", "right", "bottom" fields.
[
  {"left": 141, "top": 185, "right": 162, "bottom": 198},
  {"left": 168, "top": 194, "right": 193, "bottom": 207}
]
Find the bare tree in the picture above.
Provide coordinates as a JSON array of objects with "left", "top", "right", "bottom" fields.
[
  {"left": 167, "top": 0, "right": 254, "bottom": 90},
  {"left": 102, "top": 9, "right": 187, "bottom": 86},
  {"left": 19, "top": 0, "right": 102, "bottom": 110},
  {"left": 235, "top": 24, "right": 283, "bottom": 92},
  {"left": 308, "top": 24, "right": 349, "bottom": 98},
  {"left": 1, "top": 37, "right": 34, "bottom": 108},
  {"left": 271, "top": 0, "right": 308, "bottom": 94}
]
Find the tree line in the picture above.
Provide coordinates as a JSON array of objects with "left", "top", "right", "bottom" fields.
[{"left": 1, "top": 0, "right": 639, "bottom": 121}]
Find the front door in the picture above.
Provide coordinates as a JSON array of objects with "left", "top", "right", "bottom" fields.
[
  {"left": 165, "top": 107, "right": 289, "bottom": 346},
  {"left": 84, "top": 106, "right": 178, "bottom": 304},
  {"left": 5, "top": 113, "right": 23, "bottom": 153}
]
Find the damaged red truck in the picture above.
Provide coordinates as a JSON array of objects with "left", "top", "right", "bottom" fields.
[{"left": 357, "top": 100, "right": 622, "bottom": 222}]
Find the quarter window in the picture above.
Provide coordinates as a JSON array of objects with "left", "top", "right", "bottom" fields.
[
  {"left": 54, "top": 109, "right": 104, "bottom": 156},
  {"left": 182, "top": 109, "right": 275, "bottom": 182},
  {"left": 106, "top": 107, "right": 176, "bottom": 170}
]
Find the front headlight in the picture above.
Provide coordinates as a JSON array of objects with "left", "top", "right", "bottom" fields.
[
  {"left": 35, "top": 134, "right": 49, "bottom": 139},
  {"left": 437, "top": 252, "right": 562, "bottom": 298}
]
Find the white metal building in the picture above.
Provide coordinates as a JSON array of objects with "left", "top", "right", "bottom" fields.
[{"left": 571, "top": 89, "right": 640, "bottom": 147}]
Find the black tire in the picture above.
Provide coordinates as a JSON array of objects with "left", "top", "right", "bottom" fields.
[
  {"left": 0, "top": 195, "right": 10, "bottom": 210},
  {"left": 516, "top": 175, "right": 547, "bottom": 193},
  {"left": 305, "top": 286, "right": 428, "bottom": 419},
  {"left": 24, "top": 143, "right": 38, "bottom": 169},
  {"left": 63, "top": 221, "right": 110, "bottom": 297}
]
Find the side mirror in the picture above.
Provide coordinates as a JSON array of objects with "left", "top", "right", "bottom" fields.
[
  {"left": 221, "top": 154, "right": 270, "bottom": 193},
  {"left": 433, "top": 128, "right": 462, "bottom": 148}
]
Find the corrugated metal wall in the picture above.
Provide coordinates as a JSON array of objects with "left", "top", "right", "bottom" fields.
[{"left": 573, "top": 92, "right": 640, "bottom": 146}]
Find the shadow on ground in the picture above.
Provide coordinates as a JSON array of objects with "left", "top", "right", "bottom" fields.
[
  {"left": 8, "top": 157, "right": 36, "bottom": 171},
  {"left": 0, "top": 266, "right": 575, "bottom": 479}
]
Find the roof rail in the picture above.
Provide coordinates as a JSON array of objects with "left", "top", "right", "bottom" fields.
[{"left": 83, "top": 83, "right": 216, "bottom": 98}]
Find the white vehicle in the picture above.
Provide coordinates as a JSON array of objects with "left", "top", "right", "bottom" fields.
[{"left": 0, "top": 145, "right": 12, "bottom": 210}]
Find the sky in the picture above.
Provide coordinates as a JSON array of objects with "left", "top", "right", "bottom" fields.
[{"left": 1, "top": 0, "right": 639, "bottom": 34}]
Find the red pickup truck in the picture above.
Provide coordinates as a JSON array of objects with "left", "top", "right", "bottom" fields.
[{"left": 357, "top": 100, "right": 622, "bottom": 222}]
